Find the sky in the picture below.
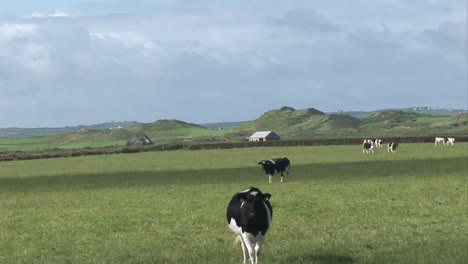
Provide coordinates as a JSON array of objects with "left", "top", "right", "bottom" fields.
[{"left": 0, "top": 0, "right": 467, "bottom": 128}]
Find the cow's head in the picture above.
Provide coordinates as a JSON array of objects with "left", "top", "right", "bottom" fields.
[
  {"left": 237, "top": 187, "right": 271, "bottom": 204},
  {"left": 258, "top": 160, "right": 275, "bottom": 169}
]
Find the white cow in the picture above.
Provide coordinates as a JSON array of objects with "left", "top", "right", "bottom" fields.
[
  {"left": 446, "top": 137, "right": 455, "bottom": 146},
  {"left": 435, "top": 137, "right": 447, "bottom": 146}
]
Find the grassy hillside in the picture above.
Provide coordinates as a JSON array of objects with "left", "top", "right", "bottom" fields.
[
  {"left": 360, "top": 112, "right": 467, "bottom": 138},
  {"left": 0, "top": 108, "right": 466, "bottom": 151},
  {"left": 0, "top": 121, "right": 140, "bottom": 139},
  {"left": 126, "top": 119, "right": 220, "bottom": 144},
  {"left": 0, "top": 120, "right": 228, "bottom": 151},
  {"left": 234, "top": 107, "right": 333, "bottom": 139},
  {"left": 337, "top": 107, "right": 466, "bottom": 118},
  {"left": 234, "top": 108, "right": 467, "bottom": 140}
]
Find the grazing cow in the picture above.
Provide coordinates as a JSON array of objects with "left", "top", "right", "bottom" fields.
[
  {"left": 374, "top": 139, "right": 383, "bottom": 148},
  {"left": 435, "top": 137, "right": 448, "bottom": 146},
  {"left": 227, "top": 187, "right": 273, "bottom": 264},
  {"left": 258, "top": 157, "right": 291, "bottom": 183},
  {"left": 446, "top": 137, "right": 455, "bottom": 146},
  {"left": 363, "top": 142, "right": 374, "bottom": 154},
  {"left": 388, "top": 142, "right": 399, "bottom": 153}
]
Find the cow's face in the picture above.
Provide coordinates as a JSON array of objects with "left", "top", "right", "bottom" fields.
[
  {"left": 258, "top": 160, "right": 274, "bottom": 168},
  {"left": 238, "top": 187, "right": 271, "bottom": 204}
]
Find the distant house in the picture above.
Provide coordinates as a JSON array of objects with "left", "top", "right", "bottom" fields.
[
  {"left": 248, "top": 131, "right": 281, "bottom": 142},
  {"left": 126, "top": 133, "right": 153, "bottom": 147}
]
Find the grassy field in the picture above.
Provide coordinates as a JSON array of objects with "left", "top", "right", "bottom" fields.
[{"left": 0, "top": 143, "right": 466, "bottom": 263}]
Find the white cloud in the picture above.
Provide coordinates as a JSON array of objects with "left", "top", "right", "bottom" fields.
[
  {"left": 0, "top": 0, "right": 466, "bottom": 127},
  {"left": 24, "top": 9, "right": 74, "bottom": 18},
  {"left": 0, "top": 23, "right": 37, "bottom": 40}
]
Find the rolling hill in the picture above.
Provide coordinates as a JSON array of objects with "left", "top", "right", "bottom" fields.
[{"left": 0, "top": 107, "right": 466, "bottom": 151}]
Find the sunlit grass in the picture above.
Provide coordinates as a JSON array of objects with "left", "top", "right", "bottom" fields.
[{"left": 0, "top": 144, "right": 466, "bottom": 263}]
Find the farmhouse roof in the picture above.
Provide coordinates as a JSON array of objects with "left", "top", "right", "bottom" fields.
[{"left": 249, "top": 131, "right": 275, "bottom": 138}]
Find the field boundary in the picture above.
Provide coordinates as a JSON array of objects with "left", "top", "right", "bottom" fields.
[{"left": 1, "top": 136, "right": 467, "bottom": 162}]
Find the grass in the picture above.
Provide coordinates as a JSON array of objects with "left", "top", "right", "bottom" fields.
[{"left": 0, "top": 143, "right": 466, "bottom": 263}]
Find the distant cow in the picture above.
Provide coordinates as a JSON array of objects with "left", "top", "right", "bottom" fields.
[
  {"left": 446, "top": 137, "right": 455, "bottom": 146},
  {"left": 388, "top": 142, "right": 399, "bottom": 153},
  {"left": 374, "top": 139, "right": 383, "bottom": 148},
  {"left": 435, "top": 137, "right": 447, "bottom": 146},
  {"left": 227, "top": 187, "right": 273, "bottom": 264},
  {"left": 258, "top": 157, "right": 291, "bottom": 183},
  {"left": 363, "top": 142, "right": 374, "bottom": 154}
]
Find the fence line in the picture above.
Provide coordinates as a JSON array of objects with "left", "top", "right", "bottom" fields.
[{"left": 1, "top": 136, "right": 467, "bottom": 162}]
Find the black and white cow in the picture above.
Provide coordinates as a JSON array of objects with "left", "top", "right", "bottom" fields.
[
  {"left": 434, "top": 137, "right": 447, "bottom": 146},
  {"left": 446, "top": 137, "right": 455, "bottom": 146},
  {"left": 388, "top": 142, "right": 399, "bottom": 153},
  {"left": 374, "top": 139, "right": 383, "bottom": 148},
  {"left": 435, "top": 137, "right": 455, "bottom": 146},
  {"left": 363, "top": 142, "right": 374, "bottom": 154},
  {"left": 258, "top": 157, "right": 291, "bottom": 183},
  {"left": 227, "top": 187, "right": 273, "bottom": 264}
]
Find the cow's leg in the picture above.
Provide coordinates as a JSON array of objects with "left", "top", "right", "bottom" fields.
[
  {"left": 268, "top": 175, "right": 272, "bottom": 183},
  {"left": 281, "top": 176, "right": 284, "bottom": 182},
  {"left": 239, "top": 236, "right": 249, "bottom": 264},
  {"left": 241, "top": 234, "right": 257, "bottom": 264},
  {"left": 254, "top": 238, "right": 265, "bottom": 263}
]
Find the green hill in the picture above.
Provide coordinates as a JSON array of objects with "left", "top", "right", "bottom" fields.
[
  {"left": 0, "top": 107, "right": 466, "bottom": 151},
  {"left": 234, "top": 107, "right": 362, "bottom": 139},
  {"left": 127, "top": 119, "right": 227, "bottom": 144}
]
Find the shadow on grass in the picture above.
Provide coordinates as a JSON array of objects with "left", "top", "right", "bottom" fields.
[
  {"left": 281, "top": 254, "right": 355, "bottom": 264},
  {"left": 0, "top": 157, "right": 464, "bottom": 193}
]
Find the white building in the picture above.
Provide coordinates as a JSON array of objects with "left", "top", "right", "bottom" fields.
[{"left": 248, "top": 131, "right": 281, "bottom": 142}]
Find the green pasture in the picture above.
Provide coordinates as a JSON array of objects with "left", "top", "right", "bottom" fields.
[
  {"left": 0, "top": 143, "right": 466, "bottom": 263},
  {"left": 0, "top": 135, "right": 122, "bottom": 152}
]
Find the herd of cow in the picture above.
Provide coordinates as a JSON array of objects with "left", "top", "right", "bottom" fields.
[
  {"left": 434, "top": 137, "right": 456, "bottom": 146},
  {"left": 362, "top": 139, "right": 399, "bottom": 154},
  {"left": 362, "top": 136, "right": 456, "bottom": 154},
  {"left": 227, "top": 136, "right": 457, "bottom": 264}
]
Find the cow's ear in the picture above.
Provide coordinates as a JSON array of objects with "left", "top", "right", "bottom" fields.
[
  {"left": 237, "top": 193, "right": 248, "bottom": 202},
  {"left": 263, "top": 193, "right": 271, "bottom": 201}
]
